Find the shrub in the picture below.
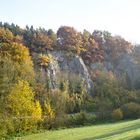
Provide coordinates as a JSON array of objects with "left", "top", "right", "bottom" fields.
[
  {"left": 112, "top": 108, "right": 123, "bottom": 121},
  {"left": 121, "top": 102, "right": 140, "bottom": 119},
  {"left": 86, "top": 113, "right": 96, "bottom": 124},
  {"left": 76, "top": 111, "right": 87, "bottom": 125},
  {"left": 66, "top": 112, "right": 96, "bottom": 126},
  {"left": 65, "top": 111, "right": 86, "bottom": 126}
]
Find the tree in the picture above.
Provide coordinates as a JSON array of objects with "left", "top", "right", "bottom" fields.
[
  {"left": 47, "top": 29, "right": 57, "bottom": 42},
  {"left": 0, "top": 28, "right": 35, "bottom": 100},
  {"left": 104, "top": 35, "right": 133, "bottom": 66},
  {"left": 42, "top": 99, "right": 55, "bottom": 129},
  {"left": 0, "top": 58, "right": 18, "bottom": 98},
  {"left": 82, "top": 30, "right": 104, "bottom": 64},
  {"left": 6, "top": 80, "right": 42, "bottom": 131},
  {"left": 23, "top": 27, "right": 54, "bottom": 52},
  {"left": 0, "top": 28, "right": 35, "bottom": 84},
  {"left": 92, "top": 71, "right": 123, "bottom": 117},
  {"left": 7, "top": 42, "right": 33, "bottom": 65},
  {"left": 57, "top": 26, "right": 84, "bottom": 54},
  {"left": 37, "top": 54, "right": 51, "bottom": 68},
  {"left": 0, "top": 27, "right": 13, "bottom": 43},
  {"left": 0, "top": 29, "right": 36, "bottom": 134},
  {"left": 82, "top": 29, "right": 97, "bottom": 50}
]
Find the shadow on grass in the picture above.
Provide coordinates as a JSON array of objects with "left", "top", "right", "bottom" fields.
[
  {"left": 81, "top": 122, "right": 140, "bottom": 140},
  {"left": 129, "top": 136, "right": 140, "bottom": 140}
]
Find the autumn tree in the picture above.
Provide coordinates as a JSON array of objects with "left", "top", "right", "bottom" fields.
[
  {"left": 0, "top": 22, "right": 23, "bottom": 36},
  {"left": 23, "top": 27, "right": 54, "bottom": 53},
  {"left": 82, "top": 29, "right": 104, "bottom": 63},
  {"left": 0, "top": 58, "right": 18, "bottom": 98},
  {"left": 92, "top": 30, "right": 133, "bottom": 65},
  {"left": 42, "top": 99, "right": 55, "bottom": 129},
  {"left": 104, "top": 35, "right": 133, "bottom": 65},
  {"left": 0, "top": 27, "right": 13, "bottom": 43},
  {"left": 6, "top": 80, "right": 42, "bottom": 131},
  {"left": 0, "top": 28, "right": 37, "bottom": 135},
  {"left": 57, "top": 26, "right": 84, "bottom": 54},
  {"left": 0, "top": 27, "right": 35, "bottom": 84},
  {"left": 37, "top": 54, "right": 51, "bottom": 68}
]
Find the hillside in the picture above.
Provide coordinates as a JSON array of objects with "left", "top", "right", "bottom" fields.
[
  {"left": 20, "top": 119, "right": 140, "bottom": 140},
  {"left": 0, "top": 22, "right": 140, "bottom": 137}
]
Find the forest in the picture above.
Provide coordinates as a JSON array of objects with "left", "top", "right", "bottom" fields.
[{"left": 0, "top": 22, "right": 140, "bottom": 138}]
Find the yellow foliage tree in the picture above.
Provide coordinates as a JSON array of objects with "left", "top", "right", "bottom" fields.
[
  {"left": 43, "top": 99, "right": 55, "bottom": 129},
  {"left": 0, "top": 27, "right": 13, "bottom": 43},
  {"left": 0, "top": 42, "right": 33, "bottom": 65},
  {"left": 44, "top": 99, "right": 55, "bottom": 120},
  {"left": 38, "top": 54, "right": 51, "bottom": 67},
  {"left": 0, "top": 28, "right": 35, "bottom": 84},
  {"left": 6, "top": 80, "right": 42, "bottom": 131}
]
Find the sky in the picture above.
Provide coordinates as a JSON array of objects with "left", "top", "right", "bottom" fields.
[{"left": 0, "top": 0, "right": 140, "bottom": 43}]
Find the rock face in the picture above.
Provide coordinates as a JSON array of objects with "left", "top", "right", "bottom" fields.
[
  {"left": 34, "top": 46, "right": 140, "bottom": 93},
  {"left": 47, "top": 51, "right": 94, "bottom": 93}
]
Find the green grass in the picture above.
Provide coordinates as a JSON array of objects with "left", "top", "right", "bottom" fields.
[{"left": 18, "top": 119, "right": 140, "bottom": 140}]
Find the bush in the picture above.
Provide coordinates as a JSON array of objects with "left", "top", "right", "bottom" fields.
[
  {"left": 76, "top": 111, "right": 87, "bottom": 125},
  {"left": 66, "top": 111, "right": 87, "bottom": 126},
  {"left": 121, "top": 102, "right": 140, "bottom": 119},
  {"left": 86, "top": 113, "right": 96, "bottom": 124},
  {"left": 66, "top": 112, "right": 96, "bottom": 126},
  {"left": 112, "top": 108, "right": 123, "bottom": 121}
]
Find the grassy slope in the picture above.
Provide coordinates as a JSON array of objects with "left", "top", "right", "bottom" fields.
[{"left": 19, "top": 119, "right": 140, "bottom": 140}]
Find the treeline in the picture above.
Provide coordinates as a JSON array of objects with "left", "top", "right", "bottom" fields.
[
  {"left": 0, "top": 22, "right": 133, "bottom": 60},
  {"left": 0, "top": 22, "right": 140, "bottom": 138}
]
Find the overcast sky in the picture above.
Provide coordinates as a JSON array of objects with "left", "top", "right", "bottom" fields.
[{"left": 0, "top": 0, "right": 140, "bottom": 43}]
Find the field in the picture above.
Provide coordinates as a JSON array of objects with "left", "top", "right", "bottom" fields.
[{"left": 19, "top": 119, "right": 140, "bottom": 140}]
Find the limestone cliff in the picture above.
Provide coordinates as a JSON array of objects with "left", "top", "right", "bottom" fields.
[
  {"left": 46, "top": 50, "right": 93, "bottom": 93},
  {"left": 33, "top": 44, "right": 140, "bottom": 93}
]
